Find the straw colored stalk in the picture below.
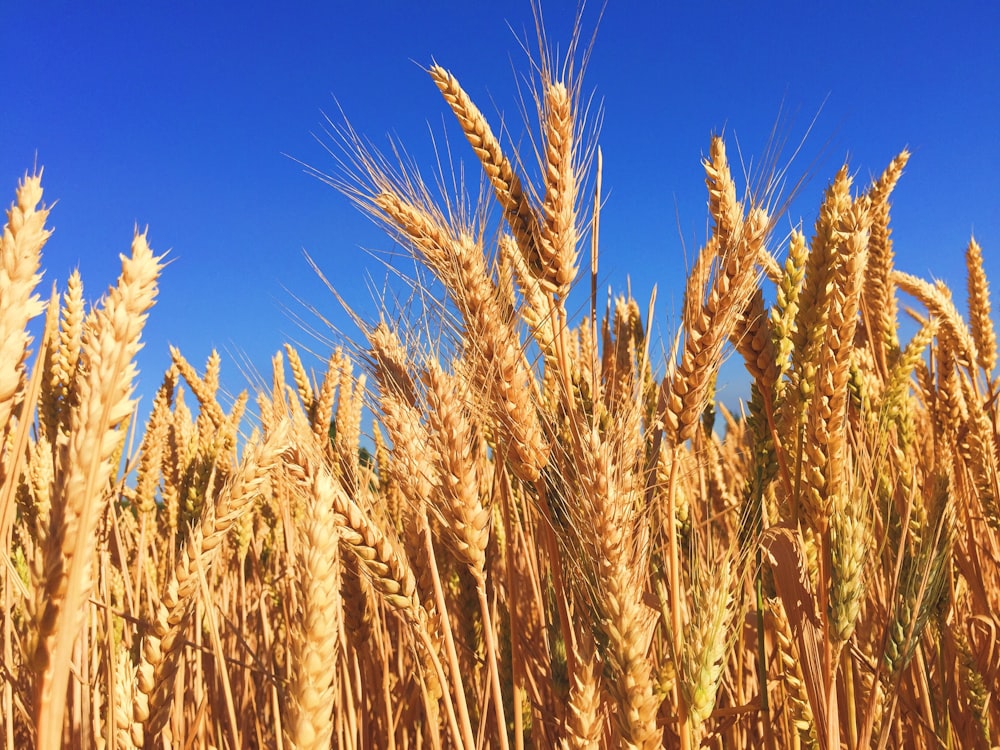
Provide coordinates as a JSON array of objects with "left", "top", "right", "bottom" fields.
[
  {"left": 329, "top": 449, "right": 474, "bottom": 750},
  {"left": 367, "top": 324, "right": 466, "bottom": 740},
  {"left": 766, "top": 599, "right": 818, "bottom": 748},
  {"left": 139, "top": 423, "right": 287, "bottom": 740},
  {"left": 0, "top": 172, "right": 49, "bottom": 441},
  {"left": 33, "top": 231, "right": 162, "bottom": 750}
]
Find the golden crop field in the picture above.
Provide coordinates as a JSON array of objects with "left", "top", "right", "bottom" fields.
[{"left": 2, "top": 18, "right": 998, "bottom": 750}]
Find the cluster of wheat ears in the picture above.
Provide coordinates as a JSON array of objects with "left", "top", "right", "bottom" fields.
[{"left": 2, "top": 21, "right": 999, "bottom": 750}]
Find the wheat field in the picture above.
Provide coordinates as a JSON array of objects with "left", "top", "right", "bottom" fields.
[{"left": 2, "top": 20, "right": 998, "bottom": 750}]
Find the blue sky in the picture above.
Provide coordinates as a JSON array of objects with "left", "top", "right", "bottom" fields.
[{"left": 3, "top": 2, "right": 998, "bottom": 411}]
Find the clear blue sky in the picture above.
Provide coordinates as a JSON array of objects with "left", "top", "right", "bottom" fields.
[{"left": 3, "top": 2, "right": 998, "bottom": 410}]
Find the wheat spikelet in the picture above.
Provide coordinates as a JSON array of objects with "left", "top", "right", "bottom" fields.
[
  {"left": 323, "top": 456, "right": 429, "bottom": 625},
  {"left": 134, "top": 370, "right": 175, "bottom": 517},
  {"left": 879, "top": 318, "right": 939, "bottom": 435},
  {"left": 170, "top": 346, "right": 227, "bottom": 432},
  {"left": 0, "top": 172, "right": 49, "bottom": 440},
  {"left": 39, "top": 268, "right": 84, "bottom": 440},
  {"left": 423, "top": 359, "right": 490, "bottom": 577},
  {"left": 112, "top": 643, "right": 142, "bottom": 749},
  {"left": 780, "top": 167, "right": 852, "bottom": 447},
  {"left": 333, "top": 359, "right": 365, "bottom": 495},
  {"left": 703, "top": 136, "right": 742, "bottom": 248},
  {"left": 955, "top": 377, "right": 1000, "bottom": 531},
  {"left": 311, "top": 347, "right": 344, "bottom": 447},
  {"left": 882, "top": 476, "right": 952, "bottom": 680},
  {"left": 680, "top": 556, "right": 735, "bottom": 728},
  {"left": 561, "top": 627, "right": 603, "bottom": 749},
  {"left": 861, "top": 151, "right": 908, "bottom": 373},
  {"left": 894, "top": 271, "right": 979, "bottom": 371},
  {"left": 538, "top": 80, "right": 579, "bottom": 297},
  {"left": 600, "top": 565, "right": 660, "bottom": 748},
  {"left": 770, "top": 230, "right": 808, "bottom": 394},
  {"left": 828, "top": 485, "right": 871, "bottom": 643},
  {"left": 733, "top": 286, "right": 780, "bottom": 396},
  {"left": 965, "top": 237, "right": 996, "bottom": 375},
  {"left": 502, "top": 232, "right": 556, "bottom": 360},
  {"left": 560, "top": 406, "right": 658, "bottom": 746},
  {"left": 667, "top": 199, "right": 766, "bottom": 444},
  {"left": 429, "top": 64, "right": 541, "bottom": 273},
  {"left": 369, "top": 168, "right": 550, "bottom": 485},
  {"left": 950, "top": 622, "right": 993, "bottom": 745},
  {"left": 799, "top": 183, "right": 872, "bottom": 534},
  {"left": 449, "top": 234, "right": 550, "bottom": 482},
  {"left": 284, "top": 343, "right": 315, "bottom": 413}
]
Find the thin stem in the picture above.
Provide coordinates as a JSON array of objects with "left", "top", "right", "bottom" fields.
[{"left": 477, "top": 578, "right": 510, "bottom": 750}]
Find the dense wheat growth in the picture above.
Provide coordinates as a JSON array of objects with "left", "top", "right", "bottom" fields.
[{"left": 2, "top": 20, "right": 998, "bottom": 750}]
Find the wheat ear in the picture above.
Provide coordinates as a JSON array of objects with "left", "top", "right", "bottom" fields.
[
  {"left": 39, "top": 268, "right": 84, "bottom": 441},
  {"left": 429, "top": 64, "right": 541, "bottom": 274},
  {"left": 0, "top": 172, "right": 49, "bottom": 439},
  {"left": 34, "top": 231, "right": 162, "bottom": 750},
  {"left": 538, "top": 81, "right": 579, "bottom": 298},
  {"left": 861, "top": 151, "right": 908, "bottom": 374},
  {"left": 665, "top": 138, "right": 766, "bottom": 445},
  {"left": 965, "top": 237, "right": 996, "bottom": 376},
  {"left": 681, "top": 557, "right": 736, "bottom": 729},
  {"left": 284, "top": 466, "right": 342, "bottom": 750},
  {"left": 561, "top": 626, "right": 603, "bottom": 749}
]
